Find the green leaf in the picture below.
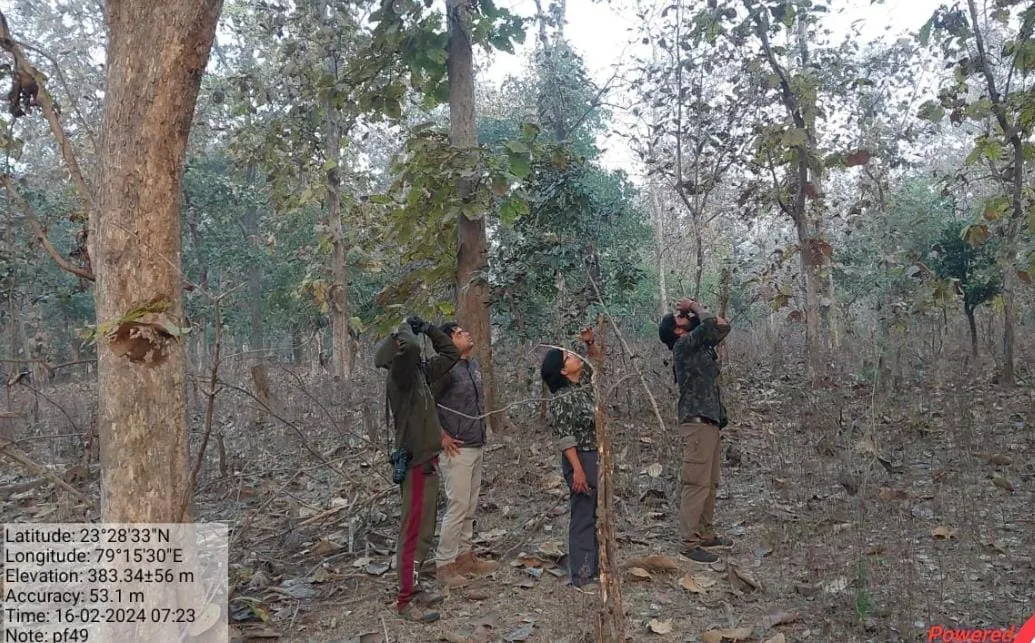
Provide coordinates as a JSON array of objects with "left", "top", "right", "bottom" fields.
[
  {"left": 1012, "top": 40, "right": 1035, "bottom": 71},
  {"left": 780, "top": 128, "right": 808, "bottom": 148},
  {"left": 918, "top": 100, "right": 945, "bottom": 123},
  {"left": 499, "top": 194, "right": 528, "bottom": 225},
  {"left": 384, "top": 98, "right": 403, "bottom": 119},
  {"left": 918, "top": 17, "right": 933, "bottom": 46},
  {"left": 436, "top": 300, "right": 456, "bottom": 316},
  {"left": 504, "top": 140, "right": 530, "bottom": 155},
  {"left": 322, "top": 159, "right": 338, "bottom": 172},
  {"left": 507, "top": 151, "right": 531, "bottom": 179}
]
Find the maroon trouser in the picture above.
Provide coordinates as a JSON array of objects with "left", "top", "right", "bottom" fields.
[{"left": 396, "top": 456, "right": 440, "bottom": 609}]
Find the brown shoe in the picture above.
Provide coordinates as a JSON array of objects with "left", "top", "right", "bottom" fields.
[
  {"left": 435, "top": 563, "right": 470, "bottom": 588},
  {"left": 455, "top": 551, "right": 499, "bottom": 576}
]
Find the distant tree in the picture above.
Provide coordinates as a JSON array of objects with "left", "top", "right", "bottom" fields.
[{"left": 930, "top": 222, "right": 1002, "bottom": 356}]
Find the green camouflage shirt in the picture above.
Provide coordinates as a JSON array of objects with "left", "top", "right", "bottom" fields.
[
  {"left": 671, "top": 312, "right": 731, "bottom": 428},
  {"left": 547, "top": 368, "right": 597, "bottom": 452}
]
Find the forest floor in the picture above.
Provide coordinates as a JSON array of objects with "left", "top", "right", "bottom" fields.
[{"left": 1, "top": 339, "right": 1032, "bottom": 643}]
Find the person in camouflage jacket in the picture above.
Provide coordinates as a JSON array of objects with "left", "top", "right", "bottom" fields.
[
  {"left": 540, "top": 328, "right": 601, "bottom": 589},
  {"left": 659, "top": 298, "right": 731, "bottom": 563}
]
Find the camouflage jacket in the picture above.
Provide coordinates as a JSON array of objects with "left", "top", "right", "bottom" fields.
[
  {"left": 547, "top": 367, "right": 597, "bottom": 452},
  {"left": 671, "top": 311, "right": 731, "bottom": 428}
]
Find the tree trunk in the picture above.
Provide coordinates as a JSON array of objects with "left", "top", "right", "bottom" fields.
[
  {"left": 242, "top": 164, "right": 264, "bottom": 357},
  {"left": 448, "top": 0, "right": 497, "bottom": 429},
  {"left": 94, "top": 0, "right": 222, "bottom": 522},
  {"left": 965, "top": 305, "right": 978, "bottom": 357},
  {"left": 324, "top": 48, "right": 351, "bottom": 380},
  {"left": 692, "top": 215, "right": 704, "bottom": 299},
  {"left": 649, "top": 184, "right": 668, "bottom": 317}
]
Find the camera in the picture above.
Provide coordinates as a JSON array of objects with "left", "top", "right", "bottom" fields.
[{"left": 389, "top": 448, "right": 412, "bottom": 484}]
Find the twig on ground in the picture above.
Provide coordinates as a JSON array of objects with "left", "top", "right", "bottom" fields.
[{"left": 0, "top": 439, "right": 95, "bottom": 508}]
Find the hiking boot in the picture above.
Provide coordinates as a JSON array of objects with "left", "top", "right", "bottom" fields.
[
  {"left": 435, "top": 563, "right": 470, "bottom": 588},
  {"left": 398, "top": 603, "right": 440, "bottom": 623},
  {"left": 699, "top": 535, "right": 733, "bottom": 549},
  {"left": 685, "top": 546, "right": 720, "bottom": 564},
  {"left": 412, "top": 585, "right": 445, "bottom": 607},
  {"left": 456, "top": 551, "right": 499, "bottom": 576}
]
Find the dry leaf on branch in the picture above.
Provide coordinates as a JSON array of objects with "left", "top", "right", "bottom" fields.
[{"left": 647, "top": 619, "right": 673, "bottom": 634}]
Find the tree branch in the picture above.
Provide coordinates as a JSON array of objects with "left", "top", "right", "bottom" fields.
[
  {"left": 1, "top": 173, "right": 95, "bottom": 280},
  {"left": 0, "top": 11, "right": 95, "bottom": 212}
]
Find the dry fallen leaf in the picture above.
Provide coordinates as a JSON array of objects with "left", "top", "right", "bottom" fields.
[
  {"left": 990, "top": 476, "right": 1014, "bottom": 493},
  {"left": 878, "top": 487, "right": 908, "bottom": 501},
  {"left": 646, "top": 463, "right": 663, "bottom": 478},
  {"left": 718, "top": 626, "right": 755, "bottom": 640},
  {"left": 702, "top": 632, "right": 724, "bottom": 643},
  {"left": 187, "top": 604, "right": 222, "bottom": 637},
  {"left": 932, "top": 526, "right": 956, "bottom": 539},
  {"left": 627, "top": 566, "right": 653, "bottom": 581},
  {"left": 759, "top": 610, "right": 799, "bottom": 629},
  {"left": 622, "top": 554, "right": 680, "bottom": 573},
  {"left": 679, "top": 573, "right": 716, "bottom": 593},
  {"left": 647, "top": 619, "right": 673, "bottom": 634},
  {"left": 987, "top": 454, "right": 1012, "bottom": 466},
  {"left": 764, "top": 634, "right": 787, "bottom": 643}
]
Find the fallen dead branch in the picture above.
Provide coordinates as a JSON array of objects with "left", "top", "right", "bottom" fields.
[{"left": 0, "top": 439, "right": 95, "bottom": 508}]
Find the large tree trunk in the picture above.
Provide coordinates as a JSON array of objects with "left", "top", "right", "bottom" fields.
[
  {"left": 448, "top": 0, "right": 497, "bottom": 429},
  {"left": 94, "top": 0, "right": 222, "bottom": 522},
  {"left": 324, "top": 40, "right": 351, "bottom": 380}
]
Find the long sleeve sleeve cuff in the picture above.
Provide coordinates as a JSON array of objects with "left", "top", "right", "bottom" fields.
[{"left": 557, "top": 436, "right": 577, "bottom": 452}]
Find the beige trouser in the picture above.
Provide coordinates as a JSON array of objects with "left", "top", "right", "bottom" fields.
[
  {"left": 434, "top": 446, "right": 484, "bottom": 566},
  {"left": 679, "top": 421, "right": 721, "bottom": 545}
]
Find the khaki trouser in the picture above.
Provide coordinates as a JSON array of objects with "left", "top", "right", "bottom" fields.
[
  {"left": 679, "top": 421, "right": 720, "bottom": 545},
  {"left": 434, "top": 446, "right": 484, "bottom": 566},
  {"left": 396, "top": 457, "right": 439, "bottom": 609}
]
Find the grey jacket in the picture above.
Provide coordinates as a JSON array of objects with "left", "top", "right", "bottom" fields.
[{"left": 431, "top": 357, "right": 487, "bottom": 447}]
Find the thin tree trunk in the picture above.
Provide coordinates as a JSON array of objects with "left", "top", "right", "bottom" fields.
[
  {"left": 693, "top": 215, "right": 704, "bottom": 298},
  {"left": 243, "top": 164, "right": 264, "bottom": 356},
  {"left": 649, "top": 184, "right": 668, "bottom": 317},
  {"left": 448, "top": 0, "right": 497, "bottom": 429},
  {"left": 324, "top": 48, "right": 351, "bottom": 380},
  {"left": 966, "top": 306, "right": 978, "bottom": 357},
  {"left": 94, "top": 0, "right": 222, "bottom": 522}
]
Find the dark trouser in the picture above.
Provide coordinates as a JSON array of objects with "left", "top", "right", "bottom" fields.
[
  {"left": 561, "top": 450, "right": 599, "bottom": 586},
  {"left": 680, "top": 421, "right": 720, "bottom": 545},
  {"left": 396, "top": 457, "right": 439, "bottom": 609}
]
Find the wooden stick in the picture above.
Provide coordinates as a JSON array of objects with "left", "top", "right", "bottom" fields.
[{"left": 590, "top": 314, "right": 625, "bottom": 641}]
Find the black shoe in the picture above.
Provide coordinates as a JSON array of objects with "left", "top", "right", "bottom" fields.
[{"left": 685, "top": 547, "right": 720, "bottom": 563}]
